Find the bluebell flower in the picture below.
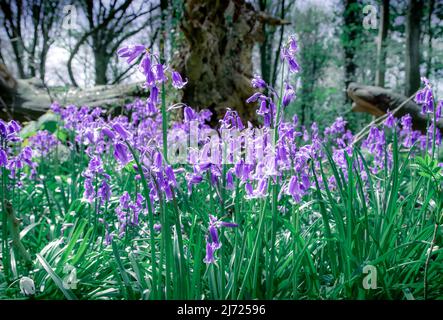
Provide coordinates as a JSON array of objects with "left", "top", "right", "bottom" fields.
[
  {"left": 149, "top": 86, "right": 159, "bottom": 105},
  {"left": 415, "top": 77, "right": 434, "bottom": 114},
  {"left": 203, "top": 241, "right": 216, "bottom": 264},
  {"left": 184, "top": 106, "right": 198, "bottom": 122},
  {"left": 0, "top": 149, "right": 7, "bottom": 167},
  {"left": 288, "top": 175, "right": 302, "bottom": 202},
  {"left": 384, "top": 111, "right": 396, "bottom": 128},
  {"left": 114, "top": 143, "right": 130, "bottom": 165},
  {"left": 226, "top": 169, "right": 234, "bottom": 190},
  {"left": 203, "top": 215, "right": 238, "bottom": 264},
  {"left": 117, "top": 44, "right": 146, "bottom": 64},
  {"left": 251, "top": 74, "right": 267, "bottom": 89},
  {"left": 282, "top": 83, "right": 295, "bottom": 107},
  {"left": 154, "top": 64, "right": 167, "bottom": 83},
  {"left": 171, "top": 70, "right": 188, "bottom": 89},
  {"left": 281, "top": 35, "right": 300, "bottom": 74},
  {"left": 436, "top": 100, "right": 442, "bottom": 119},
  {"left": 101, "top": 128, "right": 115, "bottom": 140},
  {"left": 246, "top": 92, "right": 265, "bottom": 104},
  {"left": 112, "top": 123, "right": 131, "bottom": 140}
]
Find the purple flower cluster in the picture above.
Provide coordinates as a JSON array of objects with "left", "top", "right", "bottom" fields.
[
  {"left": 1, "top": 120, "right": 37, "bottom": 182},
  {"left": 415, "top": 77, "right": 435, "bottom": 115},
  {"left": 117, "top": 44, "right": 187, "bottom": 91},
  {"left": 362, "top": 126, "right": 390, "bottom": 174},
  {"left": 28, "top": 130, "right": 58, "bottom": 157},
  {"left": 413, "top": 77, "right": 443, "bottom": 153},
  {"left": 83, "top": 155, "right": 111, "bottom": 206},
  {"left": 246, "top": 35, "right": 300, "bottom": 127},
  {"left": 115, "top": 191, "right": 145, "bottom": 237},
  {"left": 281, "top": 35, "right": 301, "bottom": 74},
  {"left": 0, "top": 120, "right": 21, "bottom": 167}
]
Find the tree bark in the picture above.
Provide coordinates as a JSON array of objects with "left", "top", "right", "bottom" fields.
[
  {"left": 271, "top": 0, "right": 286, "bottom": 88},
  {"left": 176, "top": 0, "right": 281, "bottom": 125},
  {"left": 343, "top": 0, "right": 359, "bottom": 97},
  {"left": 405, "top": 0, "right": 424, "bottom": 97},
  {"left": 259, "top": 0, "right": 272, "bottom": 86},
  {"left": 425, "top": 0, "right": 435, "bottom": 79},
  {"left": 375, "top": 0, "right": 389, "bottom": 87},
  {"left": 1, "top": 0, "right": 27, "bottom": 78},
  {"left": 94, "top": 48, "right": 110, "bottom": 85}
]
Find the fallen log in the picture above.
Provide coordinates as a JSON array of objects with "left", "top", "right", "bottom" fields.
[
  {"left": 0, "top": 63, "right": 145, "bottom": 122},
  {"left": 347, "top": 82, "right": 443, "bottom": 132}
]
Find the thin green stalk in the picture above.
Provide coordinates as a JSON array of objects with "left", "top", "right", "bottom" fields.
[
  {"left": 291, "top": 204, "right": 299, "bottom": 298},
  {"left": 161, "top": 81, "right": 168, "bottom": 163},
  {"left": 159, "top": 196, "right": 172, "bottom": 299},
  {"left": 267, "top": 60, "right": 285, "bottom": 300},
  {"left": 424, "top": 223, "right": 438, "bottom": 300},
  {"left": 124, "top": 142, "right": 158, "bottom": 299},
  {"left": 1, "top": 166, "right": 10, "bottom": 281},
  {"left": 237, "top": 197, "right": 268, "bottom": 299},
  {"left": 267, "top": 182, "right": 278, "bottom": 299},
  {"left": 431, "top": 104, "right": 437, "bottom": 158},
  {"left": 172, "top": 193, "right": 188, "bottom": 298},
  {"left": 230, "top": 180, "right": 241, "bottom": 299}
]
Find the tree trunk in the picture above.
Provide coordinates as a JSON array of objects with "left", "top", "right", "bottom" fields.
[
  {"left": 10, "top": 40, "right": 26, "bottom": 79},
  {"left": 0, "top": 0, "right": 27, "bottom": 79},
  {"left": 343, "top": 0, "right": 359, "bottom": 97},
  {"left": 271, "top": 0, "right": 286, "bottom": 88},
  {"left": 175, "top": 0, "right": 267, "bottom": 125},
  {"left": 405, "top": 0, "right": 424, "bottom": 97},
  {"left": 39, "top": 42, "right": 50, "bottom": 83},
  {"left": 375, "top": 0, "right": 389, "bottom": 87},
  {"left": 94, "top": 49, "right": 109, "bottom": 85},
  {"left": 160, "top": 0, "right": 168, "bottom": 60},
  {"left": 259, "top": 0, "right": 272, "bottom": 86},
  {"left": 425, "top": 0, "right": 435, "bottom": 78}
]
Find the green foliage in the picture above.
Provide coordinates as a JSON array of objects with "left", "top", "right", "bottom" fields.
[{"left": 2, "top": 122, "right": 443, "bottom": 300}]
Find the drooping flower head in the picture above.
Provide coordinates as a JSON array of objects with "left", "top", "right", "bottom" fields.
[
  {"left": 415, "top": 77, "right": 434, "bottom": 115},
  {"left": 281, "top": 35, "right": 300, "bottom": 74},
  {"left": 114, "top": 142, "right": 131, "bottom": 166},
  {"left": 251, "top": 74, "right": 267, "bottom": 89},
  {"left": 282, "top": 83, "right": 296, "bottom": 108},
  {"left": 117, "top": 44, "right": 146, "bottom": 64},
  {"left": 118, "top": 44, "right": 187, "bottom": 91},
  {"left": 171, "top": 70, "right": 188, "bottom": 89},
  {"left": 384, "top": 111, "right": 396, "bottom": 128},
  {"left": 203, "top": 215, "right": 238, "bottom": 264}
]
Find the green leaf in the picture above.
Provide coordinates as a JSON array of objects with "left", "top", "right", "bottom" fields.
[{"left": 36, "top": 254, "right": 78, "bottom": 300}]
